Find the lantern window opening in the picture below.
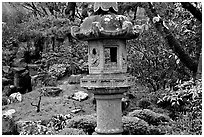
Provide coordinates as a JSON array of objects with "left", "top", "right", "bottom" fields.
[
  {"left": 92, "top": 48, "right": 97, "bottom": 55},
  {"left": 104, "top": 46, "right": 118, "bottom": 67}
]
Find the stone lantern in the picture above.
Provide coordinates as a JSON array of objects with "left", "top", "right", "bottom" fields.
[
  {"left": 71, "top": 2, "right": 142, "bottom": 135},
  {"left": 13, "top": 67, "right": 26, "bottom": 88}
]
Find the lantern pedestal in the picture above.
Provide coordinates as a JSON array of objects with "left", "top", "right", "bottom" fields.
[{"left": 95, "top": 94, "right": 124, "bottom": 135}]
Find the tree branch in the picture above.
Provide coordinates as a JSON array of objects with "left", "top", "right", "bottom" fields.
[
  {"left": 31, "top": 95, "right": 42, "bottom": 112},
  {"left": 23, "top": 2, "right": 44, "bottom": 17},
  {"left": 181, "top": 2, "right": 202, "bottom": 22}
]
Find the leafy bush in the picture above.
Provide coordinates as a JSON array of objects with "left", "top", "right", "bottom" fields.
[
  {"left": 16, "top": 120, "right": 54, "bottom": 135},
  {"left": 128, "top": 109, "right": 172, "bottom": 126},
  {"left": 57, "top": 128, "right": 86, "bottom": 135},
  {"left": 38, "top": 87, "right": 63, "bottom": 97},
  {"left": 31, "top": 72, "right": 57, "bottom": 88},
  {"left": 157, "top": 79, "right": 201, "bottom": 114},
  {"left": 48, "top": 64, "right": 68, "bottom": 79},
  {"left": 67, "top": 74, "right": 82, "bottom": 84},
  {"left": 46, "top": 114, "right": 72, "bottom": 132},
  {"left": 122, "top": 116, "right": 149, "bottom": 135},
  {"left": 66, "top": 114, "right": 97, "bottom": 135},
  {"left": 138, "top": 98, "right": 152, "bottom": 109},
  {"left": 157, "top": 79, "right": 202, "bottom": 134}
]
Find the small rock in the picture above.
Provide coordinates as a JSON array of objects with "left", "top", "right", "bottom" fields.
[
  {"left": 31, "top": 75, "right": 39, "bottom": 84},
  {"left": 71, "top": 91, "right": 88, "bottom": 101},
  {"left": 92, "top": 132, "right": 97, "bottom": 135},
  {"left": 3, "top": 66, "right": 10, "bottom": 73},
  {"left": 9, "top": 92, "right": 22, "bottom": 103},
  {"left": 2, "top": 109, "right": 16, "bottom": 118},
  {"left": 122, "top": 97, "right": 130, "bottom": 112},
  {"left": 71, "top": 108, "right": 82, "bottom": 114},
  {"left": 65, "top": 114, "right": 72, "bottom": 119}
]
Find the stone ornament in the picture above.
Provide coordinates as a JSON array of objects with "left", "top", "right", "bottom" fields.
[{"left": 90, "top": 48, "right": 100, "bottom": 67}]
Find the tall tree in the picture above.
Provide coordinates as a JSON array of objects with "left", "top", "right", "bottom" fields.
[{"left": 141, "top": 2, "right": 201, "bottom": 74}]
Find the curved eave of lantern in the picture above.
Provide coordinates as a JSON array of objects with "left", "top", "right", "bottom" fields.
[
  {"left": 94, "top": 2, "right": 118, "bottom": 13},
  {"left": 71, "top": 14, "right": 142, "bottom": 41}
]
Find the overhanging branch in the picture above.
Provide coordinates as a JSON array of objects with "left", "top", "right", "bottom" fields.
[{"left": 181, "top": 2, "right": 202, "bottom": 22}]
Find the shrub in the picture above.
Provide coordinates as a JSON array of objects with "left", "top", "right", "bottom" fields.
[
  {"left": 128, "top": 109, "right": 172, "bottom": 126},
  {"left": 39, "top": 87, "right": 63, "bottom": 97},
  {"left": 157, "top": 79, "right": 202, "bottom": 119},
  {"left": 66, "top": 114, "right": 97, "bottom": 135},
  {"left": 157, "top": 79, "right": 202, "bottom": 135},
  {"left": 122, "top": 116, "right": 149, "bottom": 135},
  {"left": 48, "top": 64, "right": 69, "bottom": 80},
  {"left": 67, "top": 74, "right": 82, "bottom": 84},
  {"left": 57, "top": 128, "right": 86, "bottom": 135},
  {"left": 138, "top": 98, "right": 152, "bottom": 109},
  {"left": 32, "top": 72, "right": 57, "bottom": 88},
  {"left": 16, "top": 121, "right": 54, "bottom": 135},
  {"left": 46, "top": 114, "right": 72, "bottom": 132}
]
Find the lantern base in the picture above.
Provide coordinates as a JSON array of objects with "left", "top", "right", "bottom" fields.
[{"left": 94, "top": 94, "right": 124, "bottom": 135}]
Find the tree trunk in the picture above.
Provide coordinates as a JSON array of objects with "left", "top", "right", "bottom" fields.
[
  {"left": 143, "top": 2, "right": 198, "bottom": 73},
  {"left": 31, "top": 95, "right": 42, "bottom": 113},
  {"left": 181, "top": 2, "right": 202, "bottom": 66},
  {"left": 196, "top": 53, "right": 202, "bottom": 79}
]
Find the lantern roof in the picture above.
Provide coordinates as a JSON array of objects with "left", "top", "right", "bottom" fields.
[
  {"left": 71, "top": 3, "right": 143, "bottom": 41},
  {"left": 94, "top": 2, "right": 118, "bottom": 14}
]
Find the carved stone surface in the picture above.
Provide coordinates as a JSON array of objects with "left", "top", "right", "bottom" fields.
[
  {"left": 94, "top": 94, "right": 123, "bottom": 134},
  {"left": 94, "top": 2, "right": 118, "bottom": 13},
  {"left": 80, "top": 74, "right": 135, "bottom": 92},
  {"left": 88, "top": 39, "right": 127, "bottom": 74},
  {"left": 71, "top": 14, "right": 140, "bottom": 41},
  {"left": 90, "top": 47, "right": 100, "bottom": 67}
]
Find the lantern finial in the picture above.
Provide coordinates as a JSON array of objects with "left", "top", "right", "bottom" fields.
[{"left": 94, "top": 2, "right": 118, "bottom": 15}]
